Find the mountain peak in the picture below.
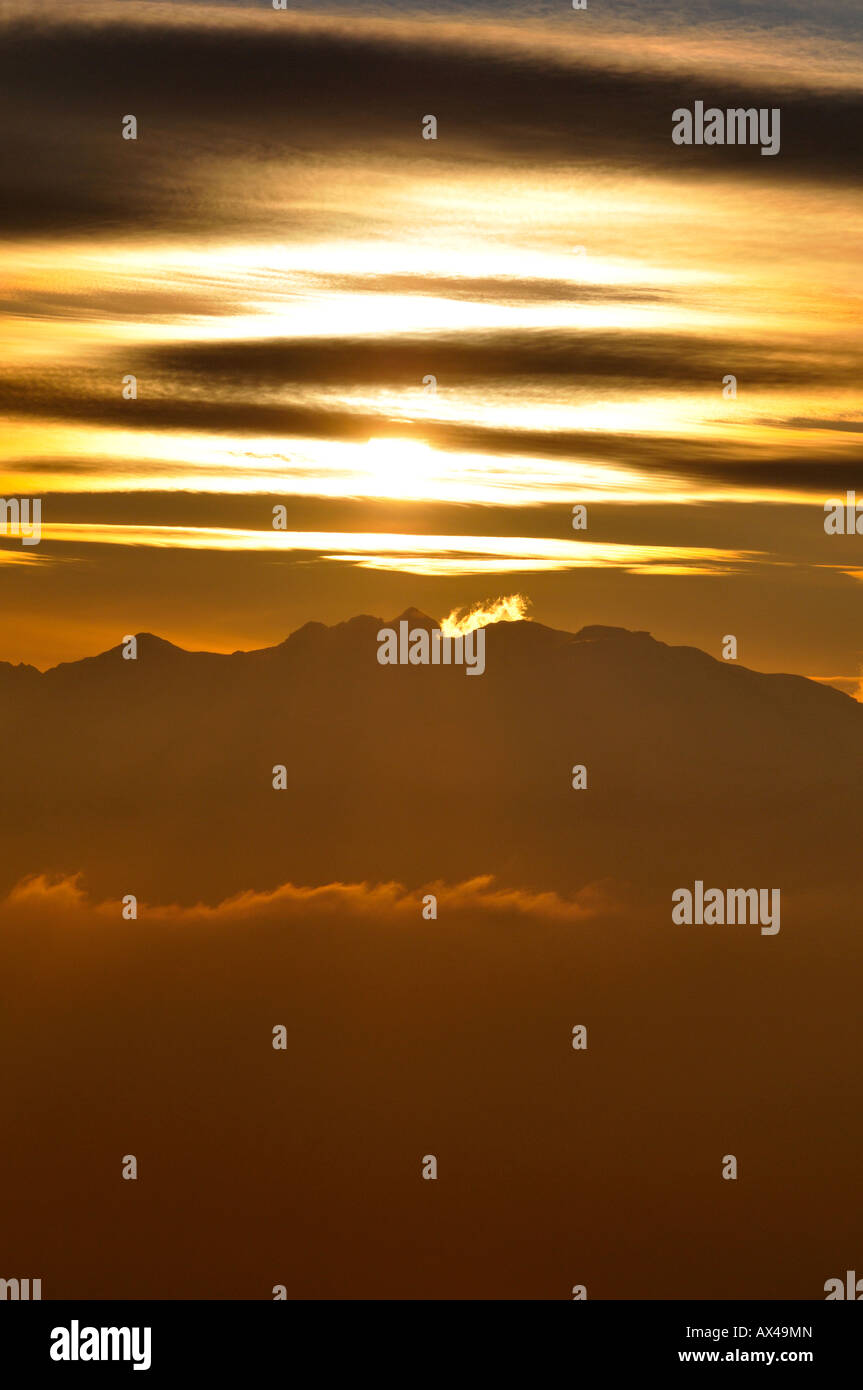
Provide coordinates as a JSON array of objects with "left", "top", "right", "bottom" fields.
[
  {"left": 573, "top": 624, "right": 652, "bottom": 642},
  {"left": 134, "top": 632, "right": 184, "bottom": 651},
  {"left": 390, "top": 607, "right": 439, "bottom": 628}
]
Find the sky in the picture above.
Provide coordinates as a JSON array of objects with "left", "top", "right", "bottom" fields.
[
  {"left": 2, "top": 1, "right": 862, "bottom": 1303},
  {"left": 1, "top": 0, "right": 861, "bottom": 687}
]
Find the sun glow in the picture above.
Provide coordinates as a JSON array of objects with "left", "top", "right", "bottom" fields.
[{"left": 360, "top": 437, "right": 439, "bottom": 499}]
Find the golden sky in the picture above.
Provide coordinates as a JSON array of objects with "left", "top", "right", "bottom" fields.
[{"left": 1, "top": 0, "right": 861, "bottom": 686}]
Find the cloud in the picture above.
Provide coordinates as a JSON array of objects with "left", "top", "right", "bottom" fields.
[
  {"left": 775, "top": 416, "right": 863, "bottom": 435},
  {"left": 134, "top": 330, "right": 860, "bottom": 391},
  {"left": 0, "top": 871, "right": 615, "bottom": 924},
  {"left": 3, "top": 325, "right": 861, "bottom": 498},
  {"left": 1, "top": 5, "right": 861, "bottom": 239},
  {"left": 18, "top": 521, "right": 752, "bottom": 578},
  {"left": 441, "top": 593, "right": 531, "bottom": 636}
]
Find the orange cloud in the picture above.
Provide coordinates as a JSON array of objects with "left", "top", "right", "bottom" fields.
[{"left": 0, "top": 872, "right": 615, "bottom": 925}]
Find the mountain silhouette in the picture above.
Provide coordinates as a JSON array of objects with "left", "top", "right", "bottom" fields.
[
  {"left": 2, "top": 612, "right": 859, "bottom": 906},
  {"left": 2, "top": 610, "right": 861, "bottom": 1300}
]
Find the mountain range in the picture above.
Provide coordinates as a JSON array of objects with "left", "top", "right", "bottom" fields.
[
  {"left": 1, "top": 610, "right": 861, "bottom": 1298},
  {"left": 2, "top": 610, "right": 859, "bottom": 906}
]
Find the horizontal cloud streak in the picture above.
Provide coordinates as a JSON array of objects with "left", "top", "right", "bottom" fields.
[
  {"left": 0, "top": 871, "right": 613, "bottom": 923},
  {"left": 16, "top": 522, "right": 752, "bottom": 577},
  {"left": 1, "top": 6, "right": 861, "bottom": 243},
  {"left": 134, "top": 330, "right": 862, "bottom": 390}
]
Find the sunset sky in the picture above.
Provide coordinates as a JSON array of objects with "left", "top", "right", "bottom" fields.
[
  {"left": 2, "top": 2, "right": 862, "bottom": 1309},
  {"left": 1, "top": 0, "right": 861, "bottom": 686}
]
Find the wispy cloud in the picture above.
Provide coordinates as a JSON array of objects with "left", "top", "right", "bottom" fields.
[
  {"left": 0, "top": 871, "right": 614, "bottom": 923},
  {"left": 19, "top": 521, "right": 753, "bottom": 577}
]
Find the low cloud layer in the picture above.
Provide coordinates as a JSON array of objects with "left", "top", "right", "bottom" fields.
[{"left": 0, "top": 872, "right": 613, "bottom": 925}]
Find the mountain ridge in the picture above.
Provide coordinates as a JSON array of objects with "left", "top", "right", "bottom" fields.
[
  {"left": 1, "top": 609, "right": 858, "bottom": 708},
  {"left": 2, "top": 605, "right": 860, "bottom": 907}
]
